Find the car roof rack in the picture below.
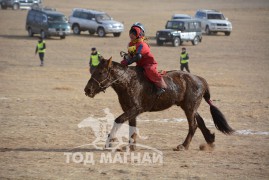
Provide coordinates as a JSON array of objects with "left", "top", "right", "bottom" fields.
[
  {"left": 197, "top": 9, "right": 220, "bottom": 13},
  {"left": 73, "top": 8, "right": 104, "bottom": 14},
  {"left": 31, "top": 6, "right": 56, "bottom": 11}
]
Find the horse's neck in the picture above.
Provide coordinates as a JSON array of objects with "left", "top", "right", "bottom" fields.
[{"left": 111, "top": 66, "right": 135, "bottom": 93}]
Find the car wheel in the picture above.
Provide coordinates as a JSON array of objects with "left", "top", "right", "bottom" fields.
[
  {"left": 13, "top": 3, "right": 19, "bottom": 10},
  {"left": 40, "top": 30, "right": 46, "bottom": 39},
  {"left": 113, "top": 33, "right": 121, "bottom": 37},
  {"left": 173, "top": 37, "right": 180, "bottom": 47},
  {"left": 73, "top": 24, "right": 81, "bottom": 35},
  {"left": 192, "top": 36, "right": 199, "bottom": 45},
  {"left": 88, "top": 30, "right": 95, "bottom": 35},
  {"left": 205, "top": 26, "right": 211, "bottom": 35},
  {"left": 157, "top": 40, "right": 163, "bottom": 46},
  {"left": 28, "top": 28, "right": 33, "bottom": 37},
  {"left": 60, "top": 35, "right": 66, "bottom": 39},
  {"left": 225, "top": 32, "right": 231, "bottom": 36},
  {"left": 97, "top": 27, "right": 106, "bottom": 37}
]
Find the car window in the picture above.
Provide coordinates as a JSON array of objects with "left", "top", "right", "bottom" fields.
[
  {"left": 195, "top": 12, "right": 200, "bottom": 18},
  {"left": 42, "top": 14, "right": 47, "bottom": 23},
  {"left": 207, "top": 13, "right": 225, "bottom": 20},
  {"left": 34, "top": 13, "right": 43, "bottom": 23},
  {"left": 48, "top": 15, "right": 67, "bottom": 23},
  {"left": 80, "top": 12, "right": 88, "bottom": 19},
  {"left": 166, "top": 21, "right": 185, "bottom": 30},
  {"left": 188, "top": 22, "right": 201, "bottom": 31},
  {"left": 28, "top": 11, "right": 35, "bottom": 22},
  {"left": 87, "top": 13, "right": 94, "bottom": 20},
  {"left": 95, "top": 13, "right": 112, "bottom": 21},
  {"left": 189, "top": 22, "right": 195, "bottom": 30},
  {"left": 73, "top": 11, "right": 81, "bottom": 18}
]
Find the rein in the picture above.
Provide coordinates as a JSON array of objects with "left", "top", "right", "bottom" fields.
[{"left": 91, "top": 67, "right": 127, "bottom": 91}]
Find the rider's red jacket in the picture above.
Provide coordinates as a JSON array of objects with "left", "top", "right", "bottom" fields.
[
  {"left": 128, "top": 39, "right": 166, "bottom": 88},
  {"left": 128, "top": 39, "right": 157, "bottom": 67}
]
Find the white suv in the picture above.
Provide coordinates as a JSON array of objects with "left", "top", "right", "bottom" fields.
[
  {"left": 69, "top": 8, "right": 124, "bottom": 37},
  {"left": 1, "top": 0, "right": 42, "bottom": 10},
  {"left": 194, "top": 9, "right": 232, "bottom": 36}
]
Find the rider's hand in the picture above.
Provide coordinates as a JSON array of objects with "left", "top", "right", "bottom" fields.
[{"left": 121, "top": 59, "right": 128, "bottom": 66}]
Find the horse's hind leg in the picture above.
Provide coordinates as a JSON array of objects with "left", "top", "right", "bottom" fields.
[
  {"left": 196, "top": 112, "right": 215, "bottom": 144},
  {"left": 174, "top": 110, "right": 198, "bottom": 151},
  {"left": 196, "top": 112, "right": 215, "bottom": 150}
]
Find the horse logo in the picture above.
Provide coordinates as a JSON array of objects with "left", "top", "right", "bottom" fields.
[{"left": 77, "top": 108, "right": 147, "bottom": 151}]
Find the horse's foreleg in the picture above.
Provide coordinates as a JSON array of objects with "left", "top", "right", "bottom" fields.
[
  {"left": 106, "top": 108, "right": 140, "bottom": 150},
  {"left": 129, "top": 120, "right": 137, "bottom": 151},
  {"left": 105, "top": 122, "right": 122, "bottom": 148},
  {"left": 174, "top": 112, "right": 198, "bottom": 151}
]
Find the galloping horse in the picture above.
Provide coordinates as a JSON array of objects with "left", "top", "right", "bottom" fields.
[{"left": 84, "top": 57, "right": 234, "bottom": 151}]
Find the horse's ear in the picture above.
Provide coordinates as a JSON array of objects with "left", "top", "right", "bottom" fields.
[{"left": 107, "top": 57, "right": 112, "bottom": 69}]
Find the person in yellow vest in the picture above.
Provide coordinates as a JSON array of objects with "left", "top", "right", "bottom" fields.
[
  {"left": 35, "top": 37, "right": 46, "bottom": 66},
  {"left": 180, "top": 47, "right": 190, "bottom": 73},
  {"left": 89, "top": 47, "right": 103, "bottom": 74}
]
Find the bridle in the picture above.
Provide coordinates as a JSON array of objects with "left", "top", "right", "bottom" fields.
[{"left": 91, "top": 67, "right": 127, "bottom": 92}]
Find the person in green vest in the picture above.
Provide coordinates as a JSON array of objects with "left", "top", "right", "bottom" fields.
[
  {"left": 180, "top": 47, "right": 190, "bottom": 73},
  {"left": 89, "top": 47, "right": 103, "bottom": 74},
  {"left": 35, "top": 37, "right": 46, "bottom": 66}
]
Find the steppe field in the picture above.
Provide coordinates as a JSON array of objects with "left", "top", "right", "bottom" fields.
[{"left": 0, "top": 0, "right": 269, "bottom": 179}]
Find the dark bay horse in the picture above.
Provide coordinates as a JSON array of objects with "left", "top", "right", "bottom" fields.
[{"left": 84, "top": 57, "right": 234, "bottom": 151}]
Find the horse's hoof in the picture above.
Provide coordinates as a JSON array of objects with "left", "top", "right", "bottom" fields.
[
  {"left": 199, "top": 143, "right": 215, "bottom": 151},
  {"left": 116, "top": 148, "right": 123, "bottom": 152},
  {"left": 173, "top": 145, "right": 185, "bottom": 151},
  {"left": 129, "top": 145, "right": 136, "bottom": 151},
  {"left": 120, "top": 145, "right": 135, "bottom": 152}
]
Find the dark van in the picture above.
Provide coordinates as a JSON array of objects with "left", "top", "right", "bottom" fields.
[{"left": 26, "top": 7, "right": 71, "bottom": 39}]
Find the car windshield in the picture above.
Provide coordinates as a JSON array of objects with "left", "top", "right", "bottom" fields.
[
  {"left": 95, "top": 13, "right": 112, "bottom": 21},
  {"left": 166, "top": 21, "right": 185, "bottom": 30},
  {"left": 48, "top": 15, "right": 67, "bottom": 23},
  {"left": 207, "top": 13, "right": 225, "bottom": 20}
]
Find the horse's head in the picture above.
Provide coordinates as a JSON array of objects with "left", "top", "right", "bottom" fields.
[{"left": 84, "top": 57, "right": 114, "bottom": 98}]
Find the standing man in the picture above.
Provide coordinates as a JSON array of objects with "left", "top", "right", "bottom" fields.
[
  {"left": 89, "top": 47, "right": 103, "bottom": 74},
  {"left": 35, "top": 37, "right": 46, "bottom": 66},
  {"left": 180, "top": 47, "right": 190, "bottom": 73}
]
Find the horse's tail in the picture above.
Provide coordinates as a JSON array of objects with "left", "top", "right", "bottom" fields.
[{"left": 203, "top": 87, "right": 234, "bottom": 135}]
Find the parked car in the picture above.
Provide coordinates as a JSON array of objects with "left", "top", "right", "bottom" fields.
[
  {"left": 156, "top": 19, "right": 202, "bottom": 47},
  {"left": 194, "top": 9, "right": 232, "bottom": 36},
  {"left": 25, "top": 7, "right": 71, "bottom": 39},
  {"left": 171, "top": 14, "right": 192, "bottom": 20},
  {"left": 1, "top": 0, "right": 42, "bottom": 10},
  {"left": 69, "top": 8, "right": 124, "bottom": 37}
]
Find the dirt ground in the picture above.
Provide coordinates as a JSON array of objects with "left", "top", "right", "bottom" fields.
[{"left": 0, "top": 0, "right": 269, "bottom": 179}]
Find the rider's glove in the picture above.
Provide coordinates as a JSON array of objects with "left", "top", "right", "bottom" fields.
[{"left": 120, "top": 59, "right": 129, "bottom": 66}]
